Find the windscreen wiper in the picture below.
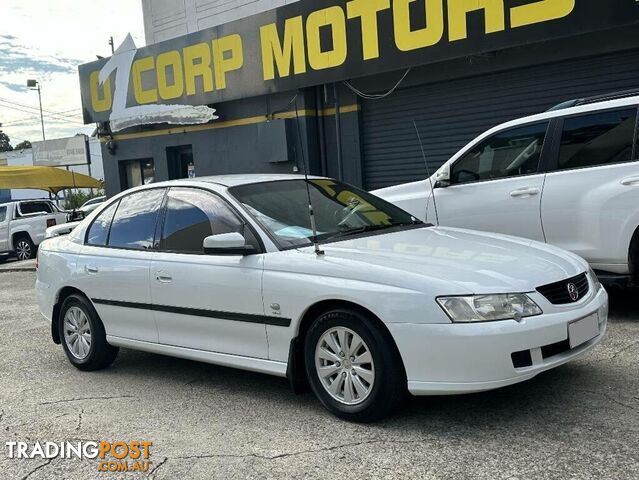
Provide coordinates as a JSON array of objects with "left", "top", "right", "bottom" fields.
[{"left": 323, "top": 222, "right": 423, "bottom": 242}]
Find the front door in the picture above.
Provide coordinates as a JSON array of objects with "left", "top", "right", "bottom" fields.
[
  {"left": 434, "top": 122, "right": 550, "bottom": 242},
  {"left": 150, "top": 187, "right": 267, "bottom": 358},
  {"left": 77, "top": 189, "right": 165, "bottom": 343}
]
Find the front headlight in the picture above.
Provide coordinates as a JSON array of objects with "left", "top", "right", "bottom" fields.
[{"left": 437, "top": 294, "right": 542, "bottom": 323}]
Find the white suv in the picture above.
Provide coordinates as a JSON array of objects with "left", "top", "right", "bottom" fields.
[{"left": 374, "top": 91, "right": 639, "bottom": 285}]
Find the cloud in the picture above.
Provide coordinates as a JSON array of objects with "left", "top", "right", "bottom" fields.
[
  {"left": 0, "top": 0, "right": 144, "bottom": 146},
  {"left": 0, "top": 82, "right": 27, "bottom": 93},
  {"left": 0, "top": 36, "right": 80, "bottom": 77}
]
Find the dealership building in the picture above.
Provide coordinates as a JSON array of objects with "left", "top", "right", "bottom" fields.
[{"left": 80, "top": 0, "right": 639, "bottom": 196}]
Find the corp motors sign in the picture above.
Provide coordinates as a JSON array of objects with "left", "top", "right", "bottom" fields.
[{"left": 78, "top": 0, "right": 639, "bottom": 127}]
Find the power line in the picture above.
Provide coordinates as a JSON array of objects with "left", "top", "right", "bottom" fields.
[
  {"left": 0, "top": 103, "right": 84, "bottom": 124},
  {"left": 0, "top": 103, "right": 84, "bottom": 126},
  {"left": 343, "top": 68, "right": 411, "bottom": 100},
  {"left": 2, "top": 107, "right": 83, "bottom": 125},
  {"left": 0, "top": 97, "right": 82, "bottom": 121}
]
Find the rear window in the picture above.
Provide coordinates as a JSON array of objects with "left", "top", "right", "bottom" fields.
[
  {"left": 558, "top": 108, "right": 637, "bottom": 170},
  {"left": 0, "top": 207, "right": 6, "bottom": 222},
  {"left": 86, "top": 201, "right": 119, "bottom": 246},
  {"left": 20, "top": 201, "right": 53, "bottom": 215},
  {"left": 107, "top": 190, "right": 165, "bottom": 250}
]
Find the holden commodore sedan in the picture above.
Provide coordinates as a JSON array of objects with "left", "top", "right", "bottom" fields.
[{"left": 36, "top": 175, "right": 608, "bottom": 421}]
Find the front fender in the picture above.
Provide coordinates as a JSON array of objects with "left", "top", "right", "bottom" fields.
[{"left": 262, "top": 268, "right": 451, "bottom": 363}]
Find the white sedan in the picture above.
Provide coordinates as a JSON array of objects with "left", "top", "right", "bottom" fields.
[{"left": 36, "top": 175, "right": 608, "bottom": 421}]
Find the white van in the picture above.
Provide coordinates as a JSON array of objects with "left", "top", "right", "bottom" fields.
[{"left": 374, "top": 90, "right": 639, "bottom": 285}]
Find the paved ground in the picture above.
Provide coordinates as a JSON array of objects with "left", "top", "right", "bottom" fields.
[
  {"left": 0, "top": 256, "right": 36, "bottom": 272},
  {"left": 0, "top": 271, "right": 637, "bottom": 479}
]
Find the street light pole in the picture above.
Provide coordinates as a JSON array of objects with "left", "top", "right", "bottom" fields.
[{"left": 27, "top": 79, "right": 45, "bottom": 141}]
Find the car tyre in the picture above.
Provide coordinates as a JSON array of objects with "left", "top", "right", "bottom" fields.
[
  {"left": 304, "top": 308, "right": 406, "bottom": 422},
  {"left": 59, "top": 294, "right": 119, "bottom": 371},
  {"left": 14, "top": 236, "right": 35, "bottom": 261}
]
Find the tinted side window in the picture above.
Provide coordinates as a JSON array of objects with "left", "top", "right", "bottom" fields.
[
  {"left": 86, "top": 202, "right": 119, "bottom": 246},
  {"left": 160, "top": 188, "right": 245, "bottom": 254},
  {"left": 20, "top": 201, "right": 53, "bottom": 215},
  {"left": 558, "top": 108, "right": 637, "bottom": 170},
  {"left": 0, "top": 207, "right": 6, "bottom": 222},
  {"left": 108, "top": 190, "right": 165, "bottom": 250},
  {"left": 451, "top": 122, "right": 549, "bottom": 185}
]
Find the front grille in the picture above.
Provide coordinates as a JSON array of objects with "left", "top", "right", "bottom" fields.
[{"left": 537, "top": 273, "right": 589, "bottom": 305}]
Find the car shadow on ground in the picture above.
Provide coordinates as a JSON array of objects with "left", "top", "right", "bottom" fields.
[{"left": 99, "top": 345, "right": 615, "bottom": 428}]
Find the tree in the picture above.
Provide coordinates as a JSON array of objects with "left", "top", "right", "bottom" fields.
[
  {"left": 0, "top": 131, "right": 13, "bottom": 152},
  {"left": 14, "top": 140, "right": 31, "bottom": 150}
]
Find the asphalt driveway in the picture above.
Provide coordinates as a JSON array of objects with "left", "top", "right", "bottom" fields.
[{"left": 0, "top": 271, "right": 637, "bottom": 479}]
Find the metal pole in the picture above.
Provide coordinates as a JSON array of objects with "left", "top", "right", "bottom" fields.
[
  {"left": 36, "top": 85, "right": 45, "bottom": 141},
  {"left": 333, "top": 83, "right": 343, "bottom": 181}
]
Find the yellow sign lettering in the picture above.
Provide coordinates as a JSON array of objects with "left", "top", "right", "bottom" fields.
[
  {"left": 393, "top": 0, "right": 444, "bottom": 52},
  {"left": 347, "top": 0, "right": 390, "bottom": 60},
  {"left": 260, "top": 16, "right": 306, "bottom": 80},
  {"left": 132, "top": 56, "right": 157, "bottom": 104},
  {"left": 156, "top": 51, "right": 184, "bottom": 100},
  {"left": 183, "top": 42, "right": 214, "bottom": 95},
  {"left": 306, "top": 6, "right": 348, "bottom": 70},
  {"left": 511, "top": 0, "right": 575, "bottom": 28},
  {"left": 89, "top": 71, "right": 112, "bottom": 112},
  {"left": 212, "top": 34, "right": 244, "bottom": 90},
  {"left": 448, "top": 0, "right": 505, "bottom": 41}
]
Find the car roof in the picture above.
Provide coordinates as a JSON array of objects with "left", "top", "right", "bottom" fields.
[
  {"left": 491, "top": 94, "right": 639, "bottom": 133},
  {"left": 440, "top": 94, "right": 639, "bottom": 169},
  {"left": 194, "top": 173, "right": 326, "bottom": 187},
  {"left": 0, "top": 198, "right": 51, "bottom": 206}
]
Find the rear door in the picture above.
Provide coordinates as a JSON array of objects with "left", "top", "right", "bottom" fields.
[
  {"left": 0, "top": 206, "right": 8, "bottom": 251},
  {"left": 541, "top": 107, "right": 639, "bottom": 271},
  {"left": 434, "top": 122, "right": 550, "bottom": 241},
  {"left": 150, "top": 187, "right": 267, "bottom": 358},
  {"left": 77, "top": 189, "right": 165, "bottom": 343}
]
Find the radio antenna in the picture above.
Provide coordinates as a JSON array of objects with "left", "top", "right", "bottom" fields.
[
  {"left": 413, "top": 120, "right": 439, "bottom": 226},
  {"left": 295, "top": 99, "right": 324, "bottom": 256}
]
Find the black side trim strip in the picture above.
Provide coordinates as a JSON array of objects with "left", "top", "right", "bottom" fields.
[{"left": 92, "top": 298, "right": 291, "bottom": 327}]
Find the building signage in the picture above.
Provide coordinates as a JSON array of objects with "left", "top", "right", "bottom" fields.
[
  {"left": 79, "top": 0, "right": 639, "bottom": 124},
  {"left": 32, "top": 136, "right": 90, "bottom": 167}
]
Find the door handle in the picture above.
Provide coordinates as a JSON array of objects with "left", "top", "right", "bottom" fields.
[
  {"left": 621, "top": 176, "right": 639, "bottom": 186},
  {"left": 155, "top": 271, "right": 173, "bottom": 283},
  {"left": 510, "top": 187, "right": 540, "bottom": 197},
  {"left": 85, "top": 265, "right": 98, "bottom": 274}
]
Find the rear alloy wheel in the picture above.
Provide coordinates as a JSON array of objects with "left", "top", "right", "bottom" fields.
[
  {"left": 59, "top": 294, "right": 119, "bottom": 371},
  {"left": 15, "top": 238, "right": 35, "bottom": 261},
  {"left": 305, "top": 309, "right": 406, "bottom": 422},
  {"left": 63, "top": 306, "right": 93, "bottom": 360}
]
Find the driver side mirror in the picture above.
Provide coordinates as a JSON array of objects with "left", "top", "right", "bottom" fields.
[
  {"left": 434, "top": 165, "right": 451, "bottom": 188},
  {"left": 203, "top": 232, "right": 257, "bottom": 256}
]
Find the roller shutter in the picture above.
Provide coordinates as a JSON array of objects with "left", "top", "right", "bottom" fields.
[{"left": 362, "top": 49, "right": 639, "bottom": 190}]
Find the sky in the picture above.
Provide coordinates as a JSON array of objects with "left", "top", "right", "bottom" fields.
[{"left": 0, "top": 0, "right": 145, "bottom": 147}]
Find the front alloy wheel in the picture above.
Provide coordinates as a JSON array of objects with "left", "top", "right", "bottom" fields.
[
  {"left": 15, "top": 239, "right": 33, "bottom": 261},
  {"left": 305, "top": 309, "right": 406, "bottom": 422},
  {"left": 315, "top": 327, "right": 375, "bottom": 405}
]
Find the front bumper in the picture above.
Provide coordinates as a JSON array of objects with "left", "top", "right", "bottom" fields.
[{"left": 388, "top": 285, "right": 608, "bottom": 395}]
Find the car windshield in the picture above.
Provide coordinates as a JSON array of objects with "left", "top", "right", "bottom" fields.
[{"left": 229, "top": 179, "right": 424, "bottom": 249}]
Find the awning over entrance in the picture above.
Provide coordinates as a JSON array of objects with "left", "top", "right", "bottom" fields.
[{"left": 0, "top": 166, "right": 102, "bottom": 194}]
